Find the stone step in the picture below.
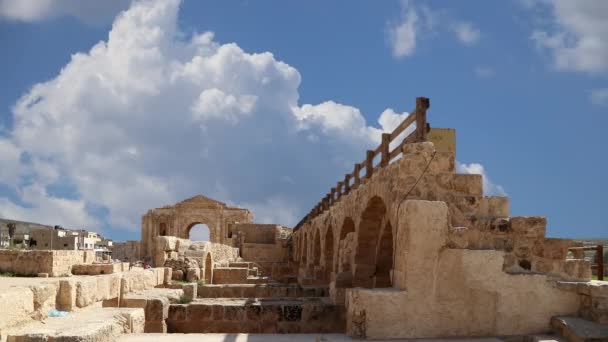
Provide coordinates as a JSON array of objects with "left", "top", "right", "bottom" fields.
[
  {"left": 197, "top": 284, "right": 328, "bottom": 298},
  {"left": 6, "top": 307, "right": 144, "bottom": 342},
  {"left": 166, "top": 297, "right": 345, "bottom": 333},
  {"left": 118, "top": 333, "right": 506, "bottom": 341},
  {"left": 551, "top": 316, "right": 608, "bottom": 342},
  {"left": 529, "top": 334, "right": 568, "bottom": 342}
]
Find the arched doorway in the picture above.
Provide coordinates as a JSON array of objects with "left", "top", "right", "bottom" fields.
[
  {"left": 353, "top": 196, "right": 387, "bottom": 288},
  {"left": 188, "top": 223, "right": 210, "bottom": 241},
  {"left": 374, "top": 222, "right": 394, "bottom": 288},
  {"left": 313, "top": 229, "right": 321, "bottom": 267},
  {"left": 204, "top": 252, "right": 213, "bottom": 284},
  {"left": 337, "top": 218, "right": 355, "bottom": 272},
  {"left": 302, "top": 233, "right": 308, "bottom": 264},
  {"left": 159, "top": 223, "right": 167, "bottom": 236},
  {"left": 324, "top": 226, "right": 334, "bottom": 280}
]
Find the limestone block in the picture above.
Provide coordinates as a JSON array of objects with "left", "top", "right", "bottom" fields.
[
  {"left": 122, "top": 308, "right": 146, "bottom": 334},
  {"left": 28, "top": 283, "right": 58, "bottom": 319},
  {"left": 145, "top": 320, "right": 167, "bottom": 333},
  {"left": 0, "top": 287, "right": 34, "bottom": 334},
  {"left": 146, "top": 297, "right": 170, "bottom": 321},
  {"left": 563, "top": 259, "right": 592, "bottom": 281},
  {"left": 478, "top": 196, "right": 510, "bottom": 217},
  {"left": 163, "top": 267, "right": 173, "bottom": 285},
  {"left": 172, "top": 270, "right": 184, "bottom": 281},
  {"left": 169, "top": 251, "right": 179, "bottom": 259},
  {"left": 155, "top": 236, "right": 178, "bottom": 251},
  {"left": 57, "top": 279, "right": 77, "bottom": 311},
  {"left": 182, "top": 283, "right": 197, "bottom": 299},
  {"left": 510, "top": 216, "right": 546, "bottom": 239},
  {"left": 76, "top": 277, "right": 98, "bottom": 308},
  {"left": 186, "top": 267, "right": 200, "bottom": 282},
  {"left": 154, "top": 251, "right": 167, "bottom": 268}
]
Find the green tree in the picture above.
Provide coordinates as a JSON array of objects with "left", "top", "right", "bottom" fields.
[{"left": 7, "top": 223, "right": 16, "bottom": 247}]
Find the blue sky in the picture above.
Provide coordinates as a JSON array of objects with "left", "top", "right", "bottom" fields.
[{"left": 0, "top": 0, "right": 606, "bottom": 241}]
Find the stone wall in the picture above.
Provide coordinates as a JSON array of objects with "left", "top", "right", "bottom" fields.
[
  {"left": 0, "top": 250, "right": 94, "bottom": 277},
  {"left": 231, "top": 224, "right": 277, "bottom": 244},
  {"left": 344, "top": 200, "right": 580, "bottom": 339},
  {"left": 241, "top": 243, "right": 286, "bottom": 262},
  {"left": 112, "top": 240, "right": 141, "bottom": 262}
]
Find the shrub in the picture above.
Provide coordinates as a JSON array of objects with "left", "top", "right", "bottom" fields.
[{"left": 178, "top": 295, "right": 193, "bottom": 304}]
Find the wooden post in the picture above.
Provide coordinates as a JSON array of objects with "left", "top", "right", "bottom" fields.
[
  {"left": 354, "top": 164, "right": 361, "bottom": 188},
  {"left": 323, "top": 195, "right": 330, "bottom": 210},
  {"left": 330, "top": 188, "right": 336, "bottom": 205},
  {"left": 344, "top": 174, "right": 351, "bottom": 194},
  {"left": 415, "top": 97, "right": 430, "bottom": 142},
  {"left": 337, "top": 182, "right": 343, "bottom": 199},
  {"left": 599, "top": 245, "right": 604, "bottom": 281},
  {"left": 380, "top": 133, "right": 390, "bottom": 167},
  {"left": 365, "top": 150, "right": 374, "bottom": 179}
]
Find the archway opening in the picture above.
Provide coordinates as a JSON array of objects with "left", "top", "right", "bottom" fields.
[
  {"left": 313, "top": 229, "right": 321, "bottom": 266},
  {"left": 353, "top": 196, "right": 387, "bottom": 288},
  {"left": 301, "top": 234, "right": 308, "bottom": 264},
  {"left": 188, "top": 223, "right": 210, "bottom": 241},
  {"left": 374, "top": 222, "right": 394, "bottom": 288},
  {"left": 337, "top": 218, "right": 355, "bottom": 272},
  {"left": 324, "top": 226, "right": 334, "bottom": 280},
  {"left": 159, "top": 223, "right": 167, "bottom": 236}
]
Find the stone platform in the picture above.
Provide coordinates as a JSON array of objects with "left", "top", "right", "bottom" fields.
[
  {"left": 118, "top": 334, "right": 510, "bottom": 342},
  {"left": 166, "top": 297, "right": 344, "bottom": 333},
  {"left": 6, "top": 306, "right": 144, "bottom": 342}
]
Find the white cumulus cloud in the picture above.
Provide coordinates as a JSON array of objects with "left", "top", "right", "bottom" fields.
[
  {"left": 453, "top": 22, "right": 480, "bottom": 45},
  {"left": 590, "top": 88, "right": 608, "bottom": 106},
  {"left": 457, "top": 162, "right": 506, "bottom": 196},
  {"left": 0, "top": 0, "right": 131, "bottom": 24},
  {"left": 0, "top": 0, "right": 504, "bottom": 234},
  {"left": 530, "top": 0, "right": 608, "bottom": 74}
]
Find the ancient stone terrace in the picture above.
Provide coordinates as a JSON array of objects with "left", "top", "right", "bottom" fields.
[{"left": 0, "top": 97, "right": 606, "bottom": 342}]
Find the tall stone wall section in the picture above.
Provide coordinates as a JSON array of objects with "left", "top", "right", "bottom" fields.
[
  {"left": 0, "top": 250, "right": 94, "bottom": 277},
  {"left": 112, "top": 240, "right": 141, "bottom": 262}
]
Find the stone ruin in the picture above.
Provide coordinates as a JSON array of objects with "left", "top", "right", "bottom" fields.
[{"left": 0, "top": 97, "right": 606, "bottom": 342}]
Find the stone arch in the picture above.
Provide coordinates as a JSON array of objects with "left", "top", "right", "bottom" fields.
[
  {"left": 324, "top": 225, "right": 335, "bottom": 279},
  {"left": 204, "top": 252, "right": 213, "bottom": 284},
  {"left": 337, "top": 217, "right": 355, "bottom": 272},
  {"left": 374, "top": 221, "right": 394, "bottom": 288},
  {"left": 301, "top": 233, "right": 308, "bottom": 264},
  {"left": 159, "top": 222, "right": 167, "bottom": 236},
  {"left": 313, "top": 229, "right": 322, "bottom": 266},
  {"left": 186, "top": 221, "right": 215, "bottom": 242},
  {"left": 353, "top": 196, "right": 387, "bottom": 288}
]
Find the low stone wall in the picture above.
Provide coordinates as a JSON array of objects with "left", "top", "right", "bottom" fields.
[
  {"left": 0, "top": 267, "right": 168, "bottom": 339},
  {"left": 72, "top": 262, "right": 130, "bottom": 275},
  {"left": 212, "top": 267, "right": 249, "bottom": 284},
  {"left": 0, "top": 250, "right": 94, "bottom": 277},
  {"left": 166, "top": 298, "right": 345, "bottom": 333},
  {"left": 557, "top": 281, "right": 608, "bottom": 324},
  {"left": 197, "top": 284, "right": 328, "bottom": 298}
]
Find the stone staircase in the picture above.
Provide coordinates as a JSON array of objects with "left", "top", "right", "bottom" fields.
[{"left": 550, "top": 316, "right": 608, "bottom": 342}]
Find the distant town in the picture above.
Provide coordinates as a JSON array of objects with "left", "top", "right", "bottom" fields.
[{"left": 0, "top": 218, "right": 113, "bottom": 259}]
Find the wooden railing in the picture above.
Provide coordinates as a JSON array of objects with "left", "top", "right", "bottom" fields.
[
  {"left": 568, "top": 245, "right": 604, "bottom": 281},
  {"left": 293, "top": 97, "right": 431, "bottom": 231}
]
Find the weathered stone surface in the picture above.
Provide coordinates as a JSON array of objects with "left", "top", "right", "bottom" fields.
[{"left": 186, "top": 267, "right": 200, "bottom": 282}]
